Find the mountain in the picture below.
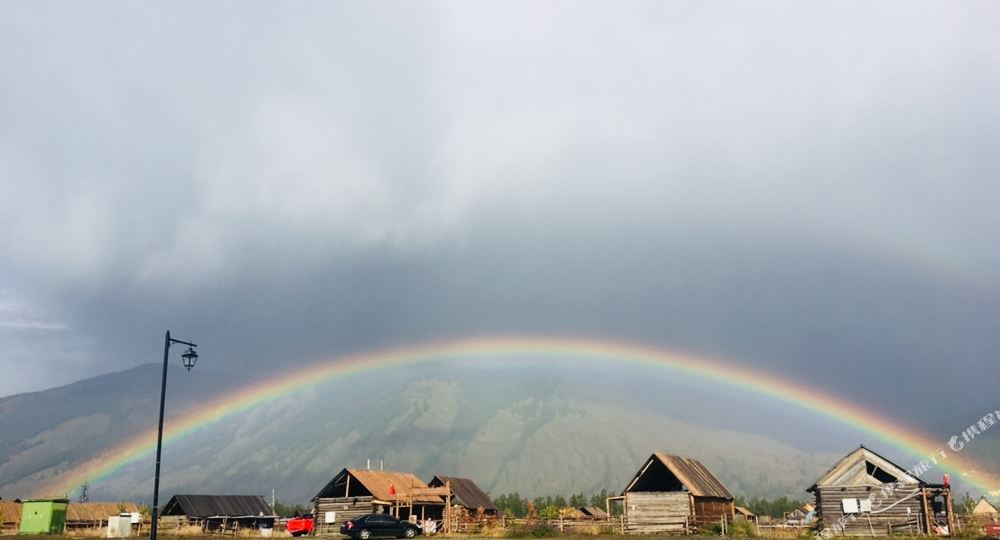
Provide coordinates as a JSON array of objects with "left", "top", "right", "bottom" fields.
[{"left": 1, "top": 362, "right": 846, "bottom": 504}]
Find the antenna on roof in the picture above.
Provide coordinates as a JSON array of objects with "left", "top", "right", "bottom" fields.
[
  {"left": 367, "top": 458, "right": 371, "bottom": 470},
  {"left": 380, "top": 459, "right": 384, "bottom": 471}
]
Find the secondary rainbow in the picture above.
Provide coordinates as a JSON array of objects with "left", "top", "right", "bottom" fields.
[{"left": 42, "top": 336, "right": 998, "bottom": 496}]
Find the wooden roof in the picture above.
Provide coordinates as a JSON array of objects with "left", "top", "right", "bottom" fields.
[
  {"left": 974, "top": 498, "right": 999, "bottom": 515},
  {"left": 808, "top": 446, "right": 923, "bottom": 492},
  {"left": 67, "top": 502, "right": 139, "bottom": 521},
  {"left": 315, "top": 469, "right": 444, "bottom": 504},
  {"left": 0, "top": 501, "right": 22, "bottom": 525},
  {"left": 623, "top": 453, "right": 734, "bottom": 499},
  {"left": 735, "top": 506, "right": 755, "bottom": 517},
  {"left": 429, "top": 475, "right": 496, "bottom": 512},
  {"left": 161, "top": 495, "right": 273, "bottom": 518},
  {"left": 580, "top": 506, "right": 608, "bottom": 518}
]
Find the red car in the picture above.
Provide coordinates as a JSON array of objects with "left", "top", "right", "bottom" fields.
[{"left": 287, "top": 515, "right": 314, "bottom": 537}]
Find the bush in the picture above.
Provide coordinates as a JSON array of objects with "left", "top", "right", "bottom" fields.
[
  {"left": 501, "top": 524, "right": 561, "bottom": 538},
  {"left": 729, "top": 519, "right": 757, "bottom": 537}
]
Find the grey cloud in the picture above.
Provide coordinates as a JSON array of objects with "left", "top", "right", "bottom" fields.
[{"left": 0, "top": 0, "right": 998, "bottom": 438}]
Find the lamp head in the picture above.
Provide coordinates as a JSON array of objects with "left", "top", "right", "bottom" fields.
[{"left": 181, "top": 347, "right": 198, "bottom": 371}]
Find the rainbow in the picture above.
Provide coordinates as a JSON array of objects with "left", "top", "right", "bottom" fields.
[{"left": 41, "top": 336, "right": 998, "bottom": 497}]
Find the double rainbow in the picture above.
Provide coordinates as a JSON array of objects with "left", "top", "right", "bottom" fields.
[{"left": 40, "top": 336, "right": 998, "bottom": 496}]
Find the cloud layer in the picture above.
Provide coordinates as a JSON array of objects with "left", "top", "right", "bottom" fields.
[{"left": 1, "top": 2, "right": 998, "bottom": 435}]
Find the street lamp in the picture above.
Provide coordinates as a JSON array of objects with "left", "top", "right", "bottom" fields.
[{"left": 150, "top": 330, "right": 199, "bottom": 540}]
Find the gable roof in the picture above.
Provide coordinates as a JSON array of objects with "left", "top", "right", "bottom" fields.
[
  {"left": 623, "top": 453, "right": 734, "bottom": 499},
  {"left": 315, "top": 469, "right": 443, "bottom": 504},
  {"left": 808, "top": 446, "right": 924, "bottom": 492},
  {"left": 429, "top": 476, "right": 496, "bottom": 512},
  {"left": 974, "top": 498, "right": 999, "bottom": 515},
  {"left": 161, "top": 495, "right": 273, "bottom": 518}
]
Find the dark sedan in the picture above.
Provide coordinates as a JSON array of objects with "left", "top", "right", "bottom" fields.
[{"left": 340, "top": 514, "right": 421, "bottom": 539}]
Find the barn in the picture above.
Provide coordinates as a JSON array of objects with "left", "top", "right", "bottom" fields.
[
  {"left": 617, "top": 453, "right": 734, "bottom": 534},
  {"left": 808, "top": 446, "right": 955, "bottom": 536},
  {"left": 160, "top": 494, "right": 275, "bottom": 533},
  {"left": 312, "top": 469, "right": 445, "bottom": 534}
]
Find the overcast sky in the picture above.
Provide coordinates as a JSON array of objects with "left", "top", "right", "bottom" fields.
[{"left": 1, "top": 2, "right": 999, "bottom": 432}]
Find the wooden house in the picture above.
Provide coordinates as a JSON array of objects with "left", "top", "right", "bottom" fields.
[
  {"left": 428, "top": 475, "right": 497, "bottom": 516},
  {"left": 160, "top": 494, "right": 275, "bottom": 532},
  {"left": 807, "top": 446, "right": 954, "bottom": 536},
  {"left": 313, "top": 469, "right": 445, "bottom": 533},
  {"left": 617, "top": 453, "right": 735, "bottom": 534}
]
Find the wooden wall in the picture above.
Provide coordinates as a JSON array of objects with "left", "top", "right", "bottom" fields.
[
  {"left": 624, "top": 491, "right": 690, "bottom": 534},
  {"left": 815, "top": 486, "right": 925, "bottom": 536},
  {"left": 692, "top": 497, "right": 734, "bottom": 526},
  {"left": 313, "top": 496, "right": 375, "bottom": 535}
]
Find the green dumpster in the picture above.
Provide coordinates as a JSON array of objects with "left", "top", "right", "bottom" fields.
[{"left": 19, "top": 499, "right": 68, "bottom": 534}]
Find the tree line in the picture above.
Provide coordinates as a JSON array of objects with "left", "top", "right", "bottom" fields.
[
  {"left": 492, "top": 489, "right": 618, "bottom": 518},
  {"left": 733, "top": 495, "right": 807, "bottom": 518}
]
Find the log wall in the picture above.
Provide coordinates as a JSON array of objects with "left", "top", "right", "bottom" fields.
[
  {"left": 692, "top": 497, "right": 733, "bottom": 525},
  {"left": 624, "top": 491, "right": 690, "bottom": 534},
  {"left": 815, "top": 486, "right": 924, "bottom": 536},
  {"left": 313, "top": 496, "right": 375, "bottom": 535}
]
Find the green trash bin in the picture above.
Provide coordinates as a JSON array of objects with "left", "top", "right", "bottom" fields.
[{"left": 19, "top": 499, "right": 68, "bottom": 535}]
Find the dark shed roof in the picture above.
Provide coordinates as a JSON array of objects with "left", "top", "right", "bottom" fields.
[
  {"left": 623, "top": 453, "right": 734, "bottom": 499},
  {"left": 428, "top": 475, "right": 496, "bottom": 512},
  {"left": 161, "top": 495, "right": 274, "bottom": 518}
]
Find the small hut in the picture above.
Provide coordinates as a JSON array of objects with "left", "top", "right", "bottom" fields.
[
  {"left": 735, "top": 506, "right": 756, "bottom": 524},
  {"left": 313, "top": 469, "right": 445, "bottom": 533},
  {"left": 428, "top": 476, "right": 497, "bottom": 516},
  {"left": 808, "top": 446, "right": 954, "bottom": 536},
  {"left": 19, "top": 498, "right": 69, "bottom": 535},
  {"left": 580, "top": 506, "right": 609, "bottom": 520},
  {"left": 617, "top": 453, "right": 734, "bottom": 534}
]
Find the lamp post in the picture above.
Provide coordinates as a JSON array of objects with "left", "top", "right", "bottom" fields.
[{"left": 150, "top": 330, "right": 199, "bottom": 540}]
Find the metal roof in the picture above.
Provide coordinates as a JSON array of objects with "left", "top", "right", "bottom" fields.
[
  {"left": 161, "top": 495, "right": 274, "bottom": 518},
  {"left": 315, "top": 469, "right": 444, "bottom": 504},
  {"left": 623, "top": 453, "right": 734, "bottom": 499},
  {"left": 429, "top": 475, "right": 496, "bottom": 512}
]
